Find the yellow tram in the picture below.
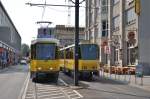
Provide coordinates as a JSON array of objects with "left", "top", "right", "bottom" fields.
[
  {"left": 30, "top": 38, "right": 60, "bottom": 81},
  {"left": 59, "top": 43, "right": 99, "bottom": 79}
]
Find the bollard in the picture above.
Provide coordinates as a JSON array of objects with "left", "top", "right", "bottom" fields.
[
  {"left": 118, "top": 68, "right": 120, "bottom": 80},
  {"left": 124, "top": 72, "right": 127, "bottom": 82},
  {"left": 141, "top": 76, "right": 143, "bottom": 86},
  {"left": 102, "top": 68, "right": 104, "bottom": 78},
  {"left": 135, "top": 74, "right": 137, "bottom": 84},
  {"left": 128, "top": 69, "right": 131, "bottom": 83},
  {"left": 115, "top": 69, "right": 117, "bottom": 80}
]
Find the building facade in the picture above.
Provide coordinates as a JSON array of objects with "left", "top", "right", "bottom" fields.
[
  {"left": 86, "top": 0, "right": 150, "bottom": 74},
  {"left": 55, "top": 25, "right": 85, "bottom": 47},
  {"left": 85, "top": 0, "right": 109, "bottom": 64},
  {"left": 109, "top": 0, "right": 139, "bottom": 67},
  {"left": 0, "top": 1, "right": 21, "bottom": 67}
]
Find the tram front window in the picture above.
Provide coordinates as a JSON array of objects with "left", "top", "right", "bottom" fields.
[
  {"left": 36, "top": 44, "right": 55, "bottom": 60},
  {"left": 80, "top": 44, "right": 99, "bottom": 60}
]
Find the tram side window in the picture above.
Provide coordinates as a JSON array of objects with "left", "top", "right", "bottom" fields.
[
  {"left": 31, "top": 45, "right": 36, "bottom": 59},
  {"left": 66, "top": 48, "right": 73, "bottom": 59},
  {"left": 59, "top": 50, "right": 64, "bottom": 59},
  {"left": 55, "top": 46, "right": 59, "bottom": 59}
]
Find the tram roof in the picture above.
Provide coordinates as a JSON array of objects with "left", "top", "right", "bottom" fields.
[
  {"left": 60, "top": 44, "right": 75, "bottom": 50},
  {"left": 31, "top": 38, "right": 59, "bottom": 45},
  {"left": 60, "top": 43, "right": 97, "bottom": 51}
]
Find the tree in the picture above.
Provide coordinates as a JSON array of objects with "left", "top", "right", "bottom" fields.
[{"left": 21, "top": 44, "right": 30, "bottom": 57}]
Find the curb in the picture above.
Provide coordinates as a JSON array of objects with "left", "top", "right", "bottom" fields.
[{"left": 0, "top": 68, "right": 9, "bottom": 73}]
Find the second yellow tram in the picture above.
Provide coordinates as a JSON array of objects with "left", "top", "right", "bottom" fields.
[{"left": 59, "top": 43, "right": 99, "bottom": 79}]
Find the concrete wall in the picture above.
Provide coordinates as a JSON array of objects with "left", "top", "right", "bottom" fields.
[
  {"left": 139, "top": 0, "right": 150, "bottom": 75},
  {"left": 0, "top": 1, "right": 21, "bottom": 52},
  {"left": 0, "top": 27, "right": 11, "bottom": 45}
]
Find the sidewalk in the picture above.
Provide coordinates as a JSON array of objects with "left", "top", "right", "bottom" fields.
[
  {"left": 0, "top": 67, "right": 9, "bottom": 73},
  {"left": 99, "top": 70, "right": 150, "bottom": 92}
]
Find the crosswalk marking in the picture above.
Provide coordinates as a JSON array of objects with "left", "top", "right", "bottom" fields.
[{"left": 24, "top": 79, "right": 83, "bottom": 99}]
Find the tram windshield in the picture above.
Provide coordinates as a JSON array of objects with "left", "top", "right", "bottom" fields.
[
  {"left": 80, "top": 44, "right": 99, "bottom": 60},
  {"left": 36, "top": 43, "right": 56, "bottom": 60}
]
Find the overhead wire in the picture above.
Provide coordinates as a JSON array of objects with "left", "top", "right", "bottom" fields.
[
  {"left": 41, "top": 0, "right": 46, "bottom": 20},
  {"left": 26, "top": 3, "right": 101, "bottom": 9}
]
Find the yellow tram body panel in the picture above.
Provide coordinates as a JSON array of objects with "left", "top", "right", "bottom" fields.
[
  {"left": 79, "top": 60, "right": 99, "bottom": 71},
  {"left": 64, "top": 59, "right": 99, "bottom": 71},
  {"left": 30, "top": 60, "right": 60, "bottom": 72},
  {"left": 59, "top": 59, "right": 65, "bottom": 68}
]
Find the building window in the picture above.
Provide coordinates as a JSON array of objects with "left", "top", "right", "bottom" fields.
[
  {"left": 101, "top": 20, "right": 108, "bottom": 37},
  {"left": 113, "top": 0, "right": 120, "bottom": 5},
  {"left": 125, "top": 8, "right": 136, "bottom": 25},
  {"left": 101, "top": 0, "right": 108, "bottom": 13},
  {"left": 112, "top": 16, "right": 120, "bottom": 31}
]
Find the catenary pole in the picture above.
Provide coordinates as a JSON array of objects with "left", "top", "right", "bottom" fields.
[{"left": 74, "top": 0, "right": 79, "bottom": 86}]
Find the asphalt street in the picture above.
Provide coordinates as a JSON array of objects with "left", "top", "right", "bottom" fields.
[
  {"left": 60, "top": 72, "right": 150, "bottom": 99},
  {"left": 3, "top": 64, "right": 150, "bottom": 99},
  {"left": 0, "top": 64, "right": 28, "bottom": 99}
]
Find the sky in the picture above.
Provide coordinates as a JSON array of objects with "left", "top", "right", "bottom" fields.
[{"left": 1, "top": 0, "right": 85, "bottom": 45}]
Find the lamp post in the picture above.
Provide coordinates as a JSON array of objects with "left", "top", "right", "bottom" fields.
[
  {"left": 70, "top": 0, "right": 85, "bottom": 86},
  {"left": 74, "top": 0, "right": 79, "bottom": 86}
]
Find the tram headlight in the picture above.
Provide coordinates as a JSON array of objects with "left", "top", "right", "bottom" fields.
[
  {"left": 49, "top": 67, "right": 53, "bottom": 70},
  {"left": 38, "top": 67, "right": 42, "bottom": 70}
]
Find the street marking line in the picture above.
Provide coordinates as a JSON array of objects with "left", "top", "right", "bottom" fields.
[
  {"left": 37, "top": 92, "right": 63, "bottom": 95},
  {"left": 38, "top": 87, "right": 59, "bottom": 90},
  {"left": 38, "top": 93, "right": 64, "bottom": 97},
  {"left": 39, "top": 90, "right": 61, "bottom": 93},
  {"left": 18, "top": 72, "right": 30, "bottom": 99},
  {"left": 44, "top": 96, "right": 66, "bottom": 99},
  {"left": 25, "top": 96, "right": 34, "bottom": 98},
  {"left": 25, "top": 93, "right": 34, "bottom": 96},
  {"left": 59, "top": 78, "right": 83, "bottom": 99},
  {"left": 69, "top": 94, "right": 79, "bottom": 97},
  {"left": 37, "top": 89, "right": 58, "bottom": 92},
  {"left": 72, "top": 97, "right": 83, "bottom": 99},
  {"left": 73, "top": 90, "right": 83, "bottom": 98},
  {"left": 38, "top": 93, "right": 64, "bottom": 98},
  {"left": 59, "top": 78, "right": 69, "bottom": 86},
  {"left": 67, "top": 92, "right": 75, "bottom": 94}
]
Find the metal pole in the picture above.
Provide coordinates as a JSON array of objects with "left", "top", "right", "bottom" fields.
[{"left": 74, "top": 0, "right": 79, "bottom": 86}]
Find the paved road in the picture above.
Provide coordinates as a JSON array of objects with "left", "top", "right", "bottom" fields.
[
  {"left": 23, "top": 71, "right": 150, "bottom": 99},
  {"left": 25, "top": 75, "right": 83, "bottom": 99},
  {"left": 60, "top": 72, "right": 150, "bottom": 99},
  {"left": 0, "top": 64, "right": 28, "bottom": 99}
]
